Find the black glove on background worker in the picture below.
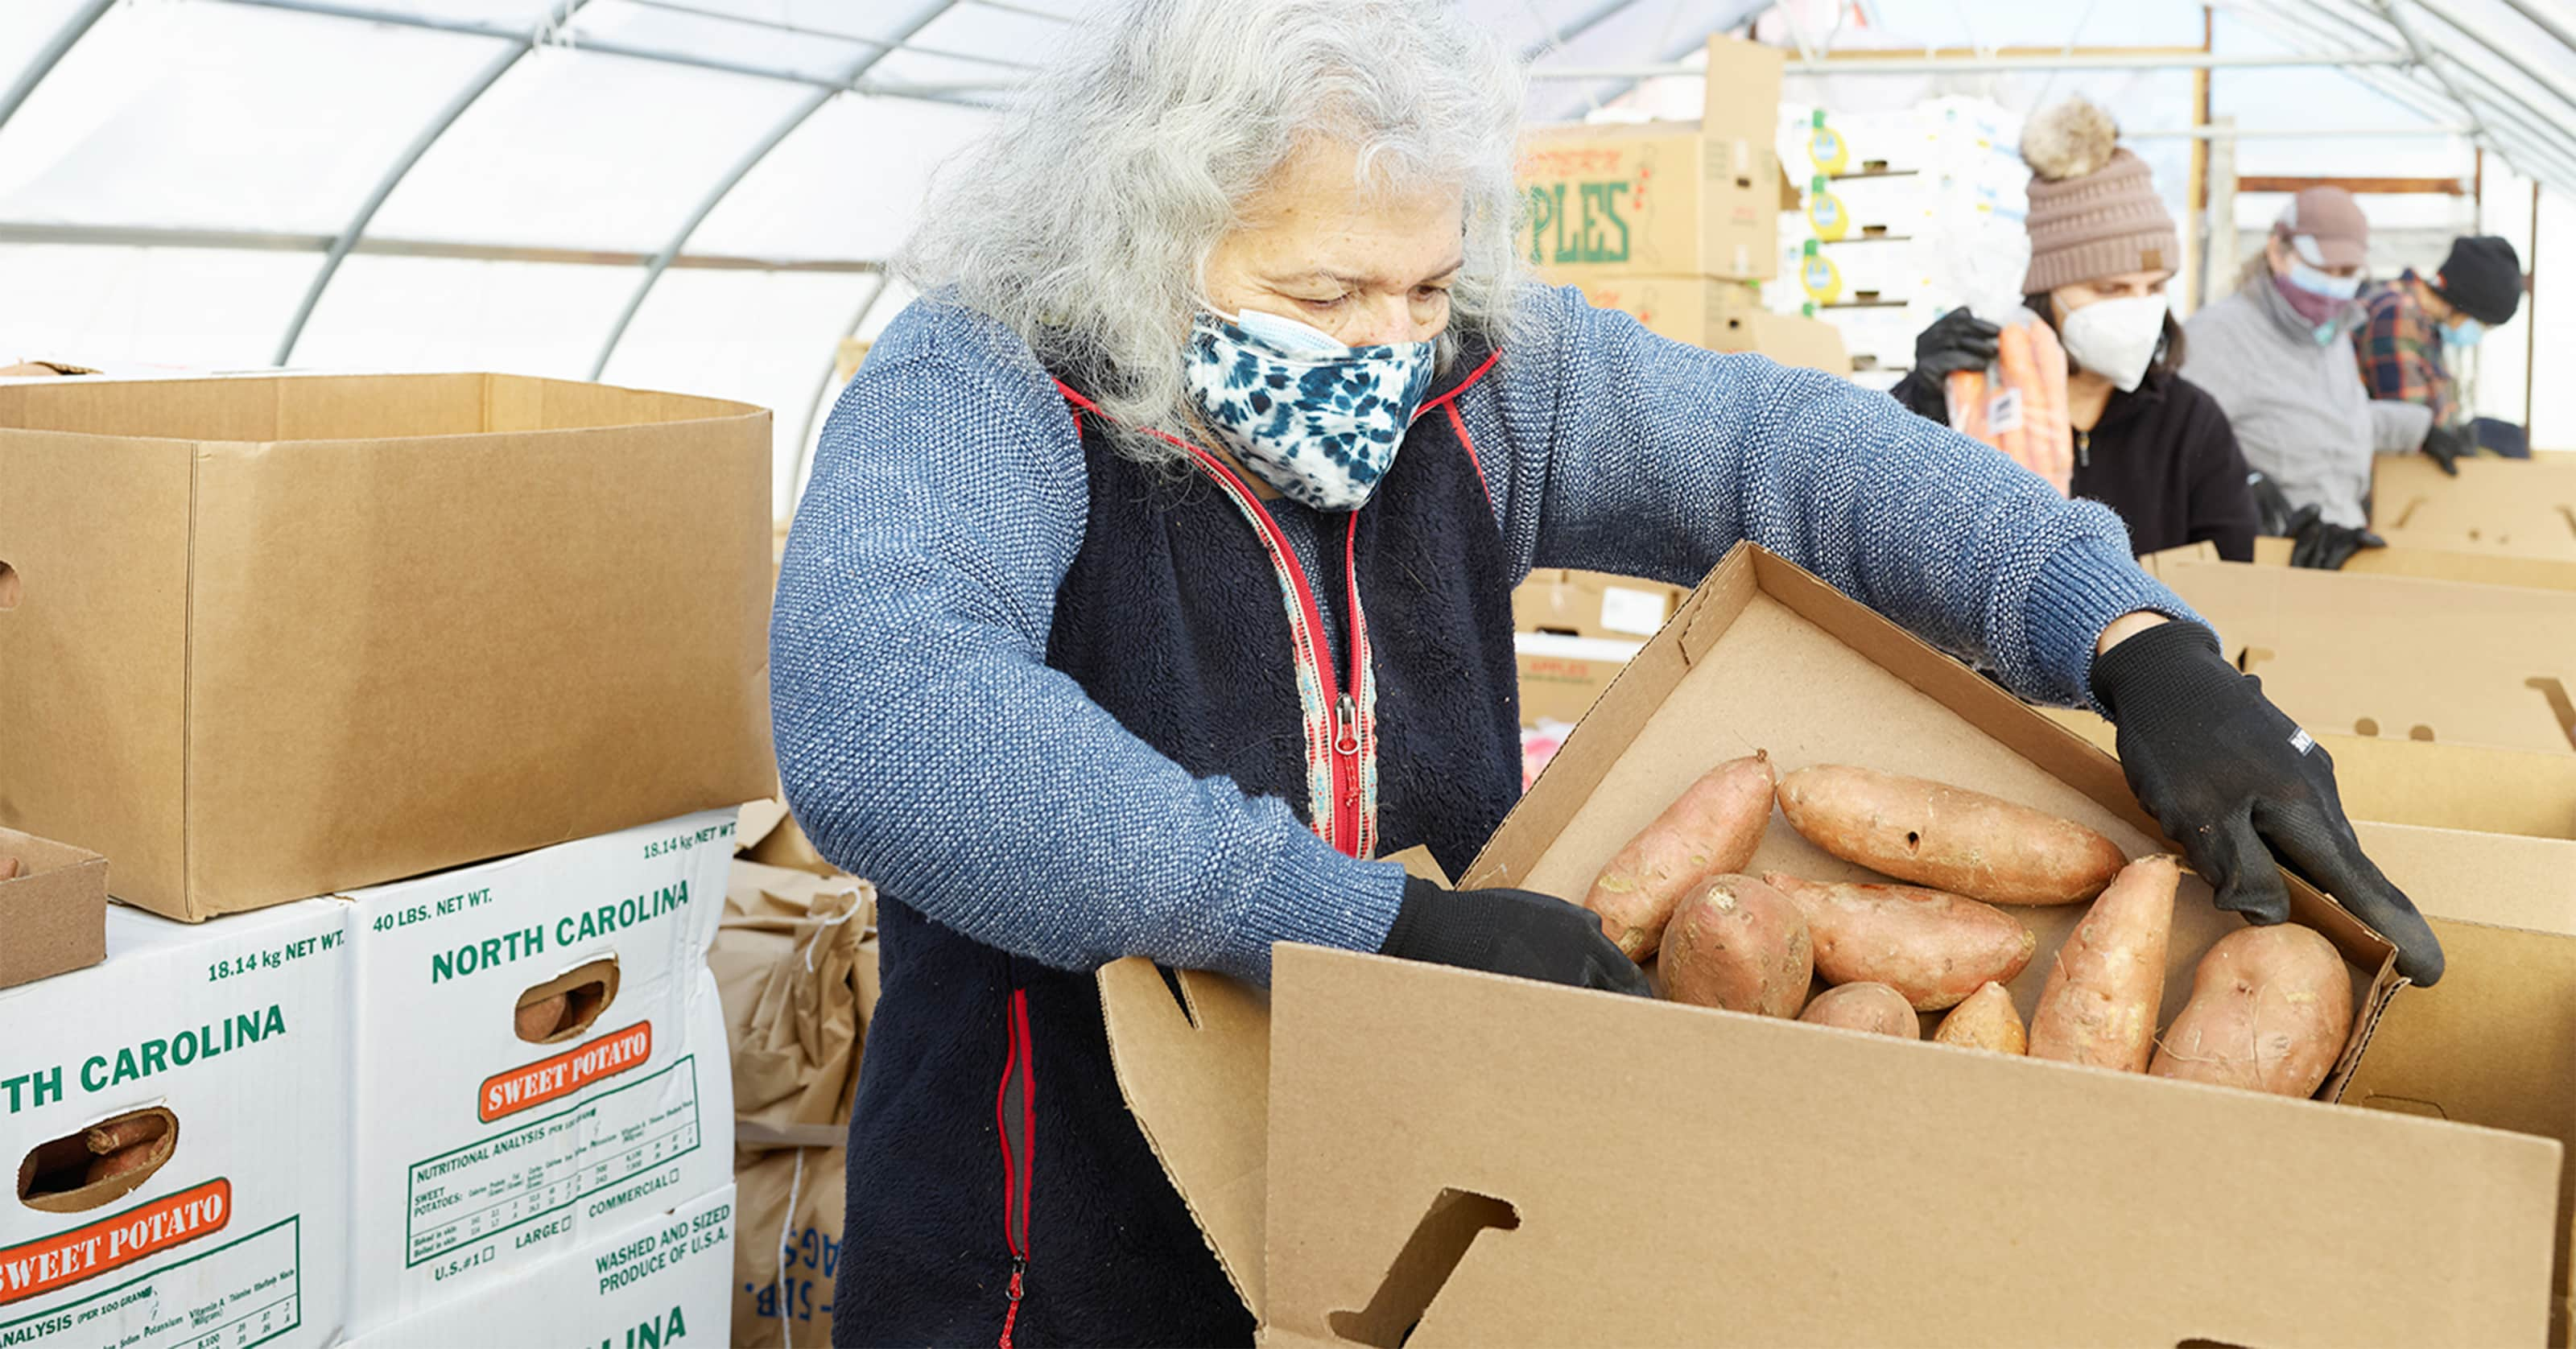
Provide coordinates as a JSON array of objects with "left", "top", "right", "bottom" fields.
[
  {"left": 2277, "top": 503, "right": 2384, "bottom": 571},
  {"left": 1380, "top": 877, "right": 1651, "bottom": 996},
  {"left": 2092, "top": 621, "right": 2444, "bottom": 984},
  {"left": 2421, "top": 422, "right": 2475, "bottom": 476},
  {"left": 2248, "top": 471, "right": 2296, "bottom": 538},
  {"left": 1913, "top": 307, "right": 2001, "bottom": 377}
]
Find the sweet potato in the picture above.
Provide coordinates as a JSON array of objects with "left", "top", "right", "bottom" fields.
[
  {"left": 2028, "top": 855, "right": 2180, "bottom": 1072},
  {"left": 1657, "top": 874, "right": 1811, "bottom": 1018},
  {"left": 84, "top": 1141, "right": 161, "bottom": 1186},
  {"left": 86, "top": 1115, "right": 167, "bottom": 1154},
  {"left": 1763, "top": 873, "right": 2035, "bottom": 1011},
  {"left": 1798, "top": 982, "right": 1918, "bottom": 1038},
  {"left": 1583, "top": 751, "right": 1777, "bottom": 960},
  {"left": 1776, "top": 765, "right": 2125, "bottom": 906},
  {"left": 2150, "top": 924, "right": 2354, "bottom": 1098},
  {"left": 1932, "top": 980, "right": 2027, "bottom": 1054},
  {"left": 514, "top": 992, "right": 569, "bottom": 1042}
]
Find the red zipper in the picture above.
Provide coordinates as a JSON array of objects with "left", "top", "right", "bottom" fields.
[
  {"left": 1047, "top": 380, "right": 1377, "bottom": 857},
  {"left": 1174, "top": 443, "right": 1372, "bottom": 856},
  {"left": 994, "top": 988, "right": 1034, "bottom": 1348}
]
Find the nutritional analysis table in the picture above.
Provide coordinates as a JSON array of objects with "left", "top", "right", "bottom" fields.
[{"left": 405, "top": 1055, "right": 704, "bottom": 1264}]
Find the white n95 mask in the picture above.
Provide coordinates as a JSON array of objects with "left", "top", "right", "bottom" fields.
[{"left": 2058, "top": 295, "right": 2169, "bottom": 394}]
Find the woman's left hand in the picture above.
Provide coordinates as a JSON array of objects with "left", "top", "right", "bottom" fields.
[{"left": 2090, "top": 619, "right": 2445, "bottom": 984}]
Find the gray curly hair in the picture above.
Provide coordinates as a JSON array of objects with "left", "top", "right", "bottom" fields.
[{"left": 897, "top": 0, "right": 1529, "bottom": 463}]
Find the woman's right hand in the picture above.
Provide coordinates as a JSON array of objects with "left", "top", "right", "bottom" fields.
[
  {"left": 1377, "top": 877, "right": 1651, "bottom": 996},
  {"left": 1913, "top": 307, "right": 2004, "bottom": 377}
]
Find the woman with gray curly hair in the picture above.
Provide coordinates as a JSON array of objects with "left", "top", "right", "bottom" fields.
[{"left": 774, "top": 2, "right": 2441, "bottom": 1342}]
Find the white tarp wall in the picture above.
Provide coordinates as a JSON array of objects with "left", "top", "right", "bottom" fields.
[{"left": 6, "top": 0, "right": 2576, "bottom": 514}]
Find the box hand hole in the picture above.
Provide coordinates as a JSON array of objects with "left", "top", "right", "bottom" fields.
[
  {"left": 0, "top": 561, "right": 19, "bottom": 611},
  {"left": 1156, "top": 963, "right": 1199, "bottom": 1029},
  {"left": 514, "top": 956, "right": 621, "bottom": 1043},
  {"left": 2526, "top": 677, "right": 2576, "bottom": 751},
  {"left": 1327, "top": 1186, "right": 1519, "bottom": 1348},
  {"left": 2353, "top": 718, "right": 2380, "bottom": 737},
  {"left": 16, "top": 1108, "right": 178, "bottom": 1213}
]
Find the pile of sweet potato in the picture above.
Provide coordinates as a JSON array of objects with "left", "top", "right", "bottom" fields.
[{"left": 1580, "top": 753, "right": 2356, "bottom": 1098}]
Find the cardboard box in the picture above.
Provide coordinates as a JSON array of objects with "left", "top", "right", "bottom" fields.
[
  {"left": 1504, "top": 574, "right": 1679, "bottom": 731},
  {"left": 1521, "top": 39, "right": 1790, "bottom": 284},
  {"left": 334, "top": 811, "right": 737, "bottom": 1334},
  {"left": 0, "top": 827, "right": 105, "bottom": 991},
  {"left": 1575, "top": 277, "right": 1852, "bottom": 373},
  {"left": 2372, "top": 453, "right": 2576, "bottom": 561},
  {"left": 0, "top": 372, "right": 777, "bottom": 921},
  {"left": 733, "top": 1147, "right": 844, "bottom": 1347},
  {"left": 341, "top": 1184, "right": 734, "bottom": 1349},
  {"left": 0, "top": 901, "right": 349, "bottom": 1348},
  {"left": 1511, "top": 568, "right": 1688, "bottom": 641},
  {"left": 2250, "top": 533, "right": 2576, "bottom": 589},
  {"left": 2037, "top": 706, "right": 2576, "bottom": 842},
  {"left": 1108, "top": 546, "right": 2558, "bottom": 1344},
  {"left": 2143, "top": 551, "right": 2576, "bottom": 757},
  {"left": 1511, "top": 570, "right": 1688, "bottom": 729},
  {"left": 2330, "top": 823, "right": 2576, "bottom": 1344}
]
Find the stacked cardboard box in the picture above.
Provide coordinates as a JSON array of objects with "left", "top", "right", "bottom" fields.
[
  {"left": 1509, "top": 568, "right": 1690, "bottom": 729},
  {"left": 0, "top": 373, "right": 773, "bottom": 1345},
  {"left": 331, "top": 812, "right": 739, "bottom": 1339},
  {"left": 0, "top": 372, "right": 777, "bottom": 922},
  {"left": 0, "top": 902, "right": 352, "bottom": 1348},
  {"left": 1521, "top": 40, "right": 1849, "bottom": 373}
]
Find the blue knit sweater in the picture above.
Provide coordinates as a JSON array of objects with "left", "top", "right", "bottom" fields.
[{"left": 773, "top": 283, "right": 2194, "bottom": 985}]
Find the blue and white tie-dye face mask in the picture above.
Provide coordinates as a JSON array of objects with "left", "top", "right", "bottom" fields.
[{"left": 1183, "top": 309, "right": 1437, "bottom": 511}]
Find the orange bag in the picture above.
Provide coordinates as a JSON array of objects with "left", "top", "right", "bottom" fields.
[{"left": 1942, "top": 308, "right": 2073, "bottom": 496}]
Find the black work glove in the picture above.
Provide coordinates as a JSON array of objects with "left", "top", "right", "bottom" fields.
[
  {"left": 1378, "top": 876, "right": 1651, "bottom": 996},
  {"left": 2091, "top": 621, "right": 2443, "bottom": 984},
  {"left": 2248, "top": 471, "right": 2297, "bottom": 538},
  {"left": 1912, "top": 307, "right": 2002, "bottom": 378},
  {"left": 2421, "top": 422, "right": 2473, "bottom": 476},
  {"left": 2286, "top": 506, "right": 2385, "bottom": 570}
]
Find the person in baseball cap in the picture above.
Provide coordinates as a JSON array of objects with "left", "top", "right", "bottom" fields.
[
  {"left": 2182, "top": 187, "right": 2467, "bottom": 564},
  {"left": 2356, "top": 234, "right": 2524, "bottom": 441}
]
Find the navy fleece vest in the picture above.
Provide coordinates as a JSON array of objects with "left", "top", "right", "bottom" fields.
[{"left": 833, "top": 350, "right": 1522, "bottom": 1347}]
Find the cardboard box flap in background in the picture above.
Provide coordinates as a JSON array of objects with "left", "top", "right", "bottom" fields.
[
  {"left": 0, "top": 372, "right": 778, "bottom": 919},
  {"left": 2372, "top": 453, "right": 2576, "bottom": 561},
  {"left": 2142, "top": 547, "right": 2576, "bottom": 758},
  {"left": 2041, "top": 705, "right": 2576, "bottom": 843},
  {"left": 1257, "top": 547, "right": 2553, "bottom": 1348},
  {"left": 2250, "top": 534, "right": 2576, "bottom": 591}
]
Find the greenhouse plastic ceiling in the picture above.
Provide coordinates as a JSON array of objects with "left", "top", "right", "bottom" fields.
[{"left": 6, "top": 0, "right": 2575, "bottom": 514}]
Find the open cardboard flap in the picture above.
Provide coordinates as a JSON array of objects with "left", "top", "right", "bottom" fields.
[
  {"left": 2142, "top": 548, "right": 2576, "bottom": 757},
  {"left": 1100, "top": 849, "right": 1451, "bottom": 1315},
  {"left": 1251, "top": 547, "right": 2555, "bottom": 1347}
]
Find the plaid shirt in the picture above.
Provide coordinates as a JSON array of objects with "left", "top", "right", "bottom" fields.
[{"left": 2356, "top": 270, "right": 2459, "bottom": 427}]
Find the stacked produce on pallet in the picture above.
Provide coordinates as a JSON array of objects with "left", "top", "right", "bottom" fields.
[{"left": 1767, "top": 98, "right": 2029, "bottom": 390}]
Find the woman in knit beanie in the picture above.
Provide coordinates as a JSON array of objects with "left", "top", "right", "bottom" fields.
[{"left": 1892, "top": 97, "right": 2260, "bottom": 562}]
